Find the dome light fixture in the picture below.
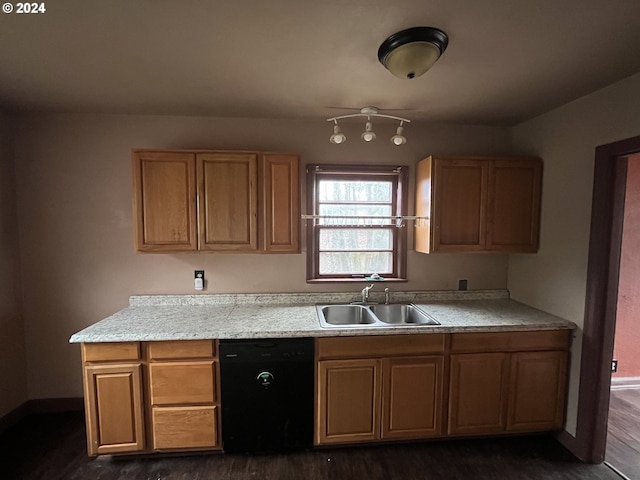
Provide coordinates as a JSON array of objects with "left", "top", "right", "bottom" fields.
[
  {"left": 390, "top": 122, "right": 406, "bottom": 145},
  {"left": 329, "top": 121, "right": 347, "bottom": 144},
  {"left": 378, "top": 26, "right": 448, "bottom": 79},
  {"left": 327, "top": 106, "right": 410, "bottom": 146}
]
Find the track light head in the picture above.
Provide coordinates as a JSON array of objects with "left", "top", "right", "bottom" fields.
[
  {"left": 390, "top": 124, "right": 407, "bottom": 145},
  {"left": 361, "top": 121, "right": 376, "bottom": 142},
  {"left": 330, "top": 123, "right": 346, "bottom": 144}
]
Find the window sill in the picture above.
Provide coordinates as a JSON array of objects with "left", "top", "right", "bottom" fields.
[{"left": 306, "top": 278, "right": 408, "bottom": 284}]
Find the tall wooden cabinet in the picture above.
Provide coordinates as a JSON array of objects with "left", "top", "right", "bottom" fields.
[
  {"left": 415, "top": 156, "right": 542, "bottom": 253},
  {"left": 132, "top": 149, "right": 300, "bottom": 253}
]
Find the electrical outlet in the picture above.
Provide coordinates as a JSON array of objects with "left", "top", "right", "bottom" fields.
[
  {"left": 612, "top": 359, "right": 618, "bottom": 373},
  {"left": 458, "top": 279, "right": 468, "bottom": 291},
  {"left": 194, "top": 270, "right": 205, "bottom": 291}
]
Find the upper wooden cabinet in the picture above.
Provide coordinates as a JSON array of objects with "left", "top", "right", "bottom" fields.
[
  {"left": 197, "top": 152, "right": 259, "bottom": 251},
  {"left": 132, "top": 151, "right": 198, "bottom": 252},
  {"left": 261, "top": 154, "right": 300, "bottom": 253},
  {"left": 132, "top": 150, "right": 300, "bottom": 253},
  {"left": 415, "top": 156, "right": 542, "bottom": 253}
]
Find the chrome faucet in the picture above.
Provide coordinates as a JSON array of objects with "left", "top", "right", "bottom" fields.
[
  {"left": 361, "top": 284, "right": 374, "bottom": 303},
  {"left": 384, "top": 288, "right": 390, "bottom": 305}
]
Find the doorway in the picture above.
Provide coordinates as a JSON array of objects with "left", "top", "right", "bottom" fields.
[
  {"left": 569, "top": 135, "right": 640, "bottom": 465},
  {"left": 604, "top": 153, "right": 640, "bottom": 479}
]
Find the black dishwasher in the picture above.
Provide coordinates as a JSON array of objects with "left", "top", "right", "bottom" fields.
[{"left": 219, "top": 337, "right": 314, "bottom": 453}]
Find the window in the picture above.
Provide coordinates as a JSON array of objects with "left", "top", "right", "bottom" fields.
[{"left": 306, "top": 164, "right": 408, "bottom": 282}]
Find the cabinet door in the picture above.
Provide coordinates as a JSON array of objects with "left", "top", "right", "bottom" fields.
[
  {"left": 487, "top": 158, "right": 542, "bottom": 252},
  {"left": 83, "top": 364, "right": 145, "bottom": 455},
  {"left": 316, "top": 359, "right": 381, "bottom": 444},
  {"left": 382, "top": 356, "right": 444, "bottom": 440},
  {"left": 262, "top": 154, "right": 300, "bottom": 252},
  {"left": 448, "top": 353, "right": 508, "bottom": 435},
  {"left": 507, "top": 351, "right": 567, "bottom": 431},
  {"left": 132, "top": 151, "right": 197, "bottom": 252},
  {"left": 432, "top": 158, "right": 489, "bottom": 252},
  {"left": 197, "top": 152, "right": 258, "bottom": 251}
]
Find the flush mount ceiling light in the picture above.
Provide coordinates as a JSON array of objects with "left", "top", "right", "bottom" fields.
[
  {"left": 378, "top": 26, "right": 448, "bottom": 79},
  {"left": 327, "top": 107, "right": 410, "bottom": 146}
]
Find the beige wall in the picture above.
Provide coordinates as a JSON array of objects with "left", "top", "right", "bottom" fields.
[
  {"left": 510, "top": 73, "right": 640, "bottom": 435},
  {"left": 12, "top": 113, "right": 512, "bottom": 399},
  {"left": 0, "top": 113, "right": 27, "bottom": 417}
]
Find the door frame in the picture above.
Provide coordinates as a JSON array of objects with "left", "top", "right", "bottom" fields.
[{"left": 563, "top": 135, "right": 640, "bottom": 463}]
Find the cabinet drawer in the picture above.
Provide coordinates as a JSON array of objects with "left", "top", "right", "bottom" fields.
[
  {"left": 149, "top": 361, "right": 216, "bottom": 405},
  {"left": 83, "top": 342, "right": 140, "bottom": 362},
  {"left": 152, "top": 406, "right": 218, "bottom": 450},
  {"left": 450, "top": 330, "right": 570, "bottom": 353},
  {"left": 147, "top": 340, "right": 215, "bottom": 360},
  {"left": 317, "top": 334, "right": 445, "bottom": 359}
]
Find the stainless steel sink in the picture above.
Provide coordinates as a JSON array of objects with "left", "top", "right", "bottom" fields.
[
  {"left": 369, "top": 304, "right": 439, "bottom": 325},
  {"left": 316, "top": 304, "right": 439, "bottom": 328},
  {"left": 318, "top": 305, "right": 378, "bottom": 326}
]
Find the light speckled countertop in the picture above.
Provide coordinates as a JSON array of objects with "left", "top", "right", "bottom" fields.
[{"left": 69, "top": 290, "right": 575, "bottom": 343}]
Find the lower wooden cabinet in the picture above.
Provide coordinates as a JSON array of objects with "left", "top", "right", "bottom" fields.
[
  {"left": 317, "top": 359, "right": 382, "bottom": 444},
  {"left": 316, "top": 336, "right": 446, "bottom": 446},
  {"left": 147, "top": 340, "right": 220, "bottom": 451},
  {"left": 507, "top": 350, "right": 567, "bottom": 431},
  {"left": 81, "top": 340, "right": 220, "bottom": 456},
  {"left": 448, "top": 331, "right": 569, "bottom": 437},
  {"left": 382, "top": 356, "right": 444, "bottom": 440},
  {"left": 82, "top": 344, "right": 146, "bottom": 456},
  {"left": 448, "top": 353, "right": 509, "bottom": 435}
]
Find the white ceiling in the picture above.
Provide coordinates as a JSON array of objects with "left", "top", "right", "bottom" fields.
[{"left": 1, "top": 0, "right": 640, "bottom": 125}]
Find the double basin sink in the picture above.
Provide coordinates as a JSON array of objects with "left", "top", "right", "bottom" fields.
[{"left": 316, "top": 303, "right": 439, "bottom": 328}]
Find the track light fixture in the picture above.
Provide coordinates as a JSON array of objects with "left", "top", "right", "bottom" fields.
[
  {"left": 327, "top": 107, "right": 410, "bottom": 146},
  {"left": 378, "top": 26, "right": 448, "bottom": 79}
]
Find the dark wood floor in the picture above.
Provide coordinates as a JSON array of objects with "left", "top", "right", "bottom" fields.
[
  {"left": 0, "top": 411, "right": 624, "bottom": 480},
  {"left": 606, "top": 388, "right": 640, "bottom": 479}
]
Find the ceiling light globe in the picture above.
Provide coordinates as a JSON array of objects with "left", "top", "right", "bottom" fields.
[
  {"left": 378, "top": 27, "right": 448, "bottom": 79},
  {"left": 384, "top": 42, "right": 441, "bottom": 79}
]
